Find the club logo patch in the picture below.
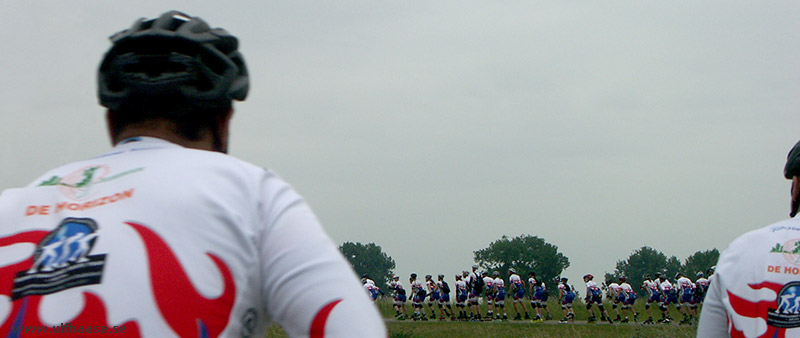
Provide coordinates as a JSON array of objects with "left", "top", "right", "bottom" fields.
[
  {"left": 38, "top": 165, "right": 143, "bottom": 200},
  {"left": 770, "top": 239, "right": 800, "bottom": 266},
  {"left": 769, "top": 282, "right": 800, "bottom": 328},
  {"left": 11, "top": 218, "right": 106, "bottom": 300}
]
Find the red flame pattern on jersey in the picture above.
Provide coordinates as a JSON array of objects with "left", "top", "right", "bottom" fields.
[
  {"left": 309, "top": 299, "right": 342, "bottom": 338},
  {"left": 727, "top": 281, "right": 785, "bottom": 338},
  {"left": 0, "top": 231, "right": 141, "bottom": 337},
  {"left": 127, "top": 222, "right": 236, "bottom": 338}
]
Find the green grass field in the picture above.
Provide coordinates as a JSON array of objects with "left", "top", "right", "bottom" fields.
[{"left": 265, "top": 297, "right": 700, "bottom": 337}]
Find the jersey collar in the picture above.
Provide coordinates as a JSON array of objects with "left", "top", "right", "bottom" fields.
[{"left": 101, "top": 137, "right": 183, "bottom": 158}]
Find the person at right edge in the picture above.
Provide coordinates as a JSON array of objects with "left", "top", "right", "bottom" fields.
[{"left": 698, "top": 140, "right": 800, "bottom": 337}]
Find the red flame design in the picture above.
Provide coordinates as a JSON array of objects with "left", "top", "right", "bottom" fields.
[
  {"left": 0, "top": 231, "right": 141, "bottom": 337},
  {"left": 1, "top": 222, "right": 237, "bottom": 338},
  {"left": 727, "top": 281, "right": 785, "bottom": 338},
  {"left": 0, "top": 231, "right": 48, "bottom": 297},
  {"left": 309, "top": 299, "right": 342, "bottom": 338},
  {"left": 127, "top": 222, "right": 236, "bottom": 338}
]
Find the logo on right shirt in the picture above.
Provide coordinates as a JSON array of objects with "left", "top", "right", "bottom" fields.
[
  {"left": 770, "top": 239, "right": 800, "bottom": 265},
  {"left": 770, "top": 282, "right": 800, "bottom": 328}
]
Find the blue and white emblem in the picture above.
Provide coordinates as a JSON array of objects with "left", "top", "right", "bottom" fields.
[
  {"left": 769, "top": 282, "right": 800, "bottom": 328},
  {"left": 11, "top": 218, "right": 106, "bottom": 300}
]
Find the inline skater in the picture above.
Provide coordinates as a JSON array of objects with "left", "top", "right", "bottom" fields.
[
  {"left": 557, "top": 277, "right": 576, "bottom": 323},
  {"left": 391, "top": 275, "right": 409, "bottom": 320},
  {"left": 509, "top": 268, "right": 529, "bottom": 320},
  {"left": 619, "top": 277, "right": 638, "bottom": 323},
  {"left": 493, "top": 271, "right": 508, "bottom": 320},
  {"left": 641, "top": 273, "right": 661, "bottom": 324},
  {"left": 584, "top": 274, "right": 613, "bottom": 324},
  {"left": 437, "top": 274, "right": 454, "bottom": 320},
  {"left": 409, "top": 273, "right": 428, "bottom": 321}
]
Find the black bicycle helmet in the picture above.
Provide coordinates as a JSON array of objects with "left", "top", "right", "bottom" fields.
[{"left": 98, "top": 10, "right": 248, "bottom": 113}]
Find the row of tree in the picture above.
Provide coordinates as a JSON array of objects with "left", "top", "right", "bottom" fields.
[
  {"left": 339, "top": 241, "right": 397, "bottom": 292},
  {"left": 604, "top": 246, "right": 719, "bottom": 297},
  {"left": 340, "top": 234, "right": 718, "bottom": 297}
]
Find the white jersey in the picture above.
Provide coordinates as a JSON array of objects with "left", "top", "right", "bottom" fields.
[
  {"left": 676, "top": 277, "right": 695, "bottom": 292},
  {"left": 456, "top": 280, "right": 468, "bottom": 293},
  {"left": 557, "top": 282, "right": 567, "bottom": 294},
  {"left": 364, "top": 282, "right": 377, "bottom": 297},
  {"left": 509, "top": 274, "right": 523, "bottom": 290},
  {"left": 695, "top": 277, "right": 710, "bottom": 292},
  {"left": 494, "top": 277, "right": 505, "bottom": 291},
  {"left": 410, "top": 279, "right": 423, "bottom": 294},
  {"left": 467, "top": 271, "right": 478, "bottom": 289},
  {"left": 483, "top": 276, "right": 494, "bottom": 290},
  {"left": 0, "top": 137, "right": 385, "bottom": 337},
  {"left": 659, "top": 280, "right": 674, "bottom": 293},
  {"left": 608, "top": 282, "right": 621, "bottom": 296},
  {"left": 643, "top": 279, "right": 659, "bottom": 295},
  {"left": 620, "top": 282, "right": 634, "bottom": 295},
  {"left": 426, "top": 280, "right": 437, "bottom": 293},
  {"left": 698, "top": 220, "right": 800, "bottom": 337},
  {"left": 586, "top": 280, "right": 601, "bottom": 293}
]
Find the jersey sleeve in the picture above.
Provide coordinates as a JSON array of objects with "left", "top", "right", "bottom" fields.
[
  {"left": 697, "top": 274, "right": 729, "bottom": 337},
  {"left": 257, "top": 173, "right": 386, "bottom": 337}
]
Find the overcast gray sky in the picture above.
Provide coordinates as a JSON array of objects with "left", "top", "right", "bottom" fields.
[{"left": 2, "top": 1, "right": 799, "bottom": 286}]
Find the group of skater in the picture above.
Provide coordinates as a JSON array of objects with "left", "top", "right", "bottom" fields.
[
  {"left": 636, "top": 270, "right": 712, "bottom": 325},
  {"left": 363, "top": 265, "right": 573, "bottom": 323},
  {"left": 362, "top": 264, "right": 714, "bottom": 325}
]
